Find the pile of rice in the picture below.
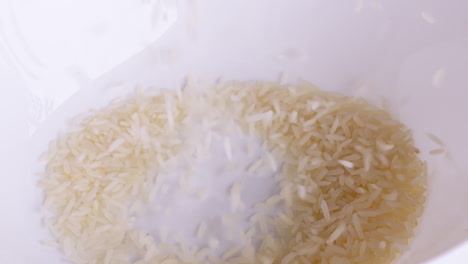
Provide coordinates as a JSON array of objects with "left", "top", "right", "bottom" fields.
[{"left": 39, "top": 80, "right": 427, "bottom": 264}]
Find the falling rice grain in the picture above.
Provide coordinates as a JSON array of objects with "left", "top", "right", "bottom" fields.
[
  {"left": 421, "top": 11, "right": 436, "bottom": 24},
  {"left": 426, "top": 133, "right": 445, "bottom": 146},
  {"left": 354, "top": 0, "right": 364, "bottom": 13},
  {"left": 432, "top": 69, "right": 446, "bottom": 88},
  {"left": 197, "top": 221, "right": 207, "bottom": 239},
  {"left": 224, "top": 137, "right": 233, "bottom": 161},
  {"left": 429, "top": 148, "right": 445, "bottom": 155}
]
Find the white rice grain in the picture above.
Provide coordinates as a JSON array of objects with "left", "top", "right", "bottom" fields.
[
  {"left": 224, "top": 137, "right": 233, "bottom": 161},
  {"left": 427, "top": 133, "right": 445, "bottom": 146},
  {"left": 266, "top": 152, "right": 277, "bottom": 172},
  {"left": 246, "top": 111, "right": 273, "bottom": 123},
  {"left": 321, "top": 200, "right": 331, "bottom": 221},
  {"left": 429, "top": 148, "right": 445, "bottom": 155},
  {"left": 359, "top": 241, "right": 367, "bottom": 256},
  {"left": 376, "top": 139, "right": 394, "bottom": 151},
  {"left": 208, "top": 238, "right": 220, "bottom": 249},
  {"left": 338, "top": 159, "right": 354, "bottom": 169},
  {"left": 230, "top": 182, "right": 244, "bottom": 212},
  {"left": 432, "top": 69, "right": 446, "bottom": 88},
  {"left": 222, "top": 246, "right": 241, "bottom": 260},
  {"left": 354, "top": 0, "right": 364, "bottom": 13},
  {"left": 327, "top": 222, "right": 347, "bottom": 245},
  {"left": 281, "top": 252, "right": 297, "bottom": 264},
  {"left": 197, "top": 221, "right": 207, "bottom": 239},
  {"left": 352, "top": 213, "right": 364, "bottom": 239}
]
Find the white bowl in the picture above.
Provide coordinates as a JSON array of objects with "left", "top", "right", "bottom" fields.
[{"left": 0, "top": 0, "right": 467, "bottom": 263}]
